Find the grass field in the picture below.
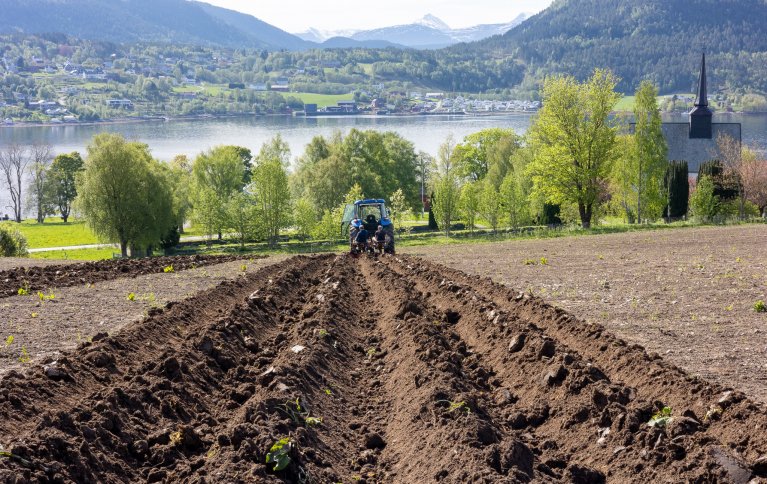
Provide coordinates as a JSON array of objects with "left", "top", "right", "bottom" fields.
[
  {"left": 0, "top": 219, "right": 99, "bottom": 248},
  {"left": 29, "top": 247, "right": 116, "bottom": 261}
]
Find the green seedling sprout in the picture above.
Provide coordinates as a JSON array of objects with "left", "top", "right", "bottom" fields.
[
  {"left": 539, "top": 257, "right": 548, "bottom": 265},
  {"left": 265, "top": 437, "right": 292, "bottom": 471},
  {"left": 127, "top": 292, "right": 136, "bottom": 301},
  {"left": 647, "top": 406, "right": 673, "bottom": 427},
  {"left": 305, "top": 416, "right": 323, "bottom": 426},
  {"left": 163, "top": 265, "right": 175, "bottom": 273},
  {"left": 4, "top": 335, "right": 13, "bottom": 348},
  {"left": 324, "top": 388, "right": 333, "bottom": 396},
  {"left": 755, "top": 300, "right": 766, "bottom": 313},
  {"left": 240, "top": 264, "right": 248, "bottom": 272},
  {"left": 436, "top": 400, "right": 470, "bottom": 414},
  {"left": 17, "top": 288, "right": 28, "bottom": 296},
  {"left": 18, "top": 346, "right": 30, "bottom": 364}
]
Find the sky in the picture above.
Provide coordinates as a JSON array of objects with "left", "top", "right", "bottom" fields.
[{"left": 200, "top": 0, "right": 554, "bottom": 33}]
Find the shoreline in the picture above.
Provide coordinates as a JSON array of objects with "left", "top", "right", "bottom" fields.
[
  {"left": 1, "top": 109, "right": 762, "bottom": 129},
  {"left": 0, "top": 111, "right": 533, "bottom": 128}
]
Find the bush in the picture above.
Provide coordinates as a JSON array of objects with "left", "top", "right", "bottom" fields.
[
  {"left": 690, "top": 176, "right": 720, "bottom": 222},
  {"left": 0, "top": 225, "right": 29, "bottom": 257}
]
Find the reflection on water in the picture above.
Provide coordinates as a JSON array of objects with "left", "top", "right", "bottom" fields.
[
  {"left": 0, "top": 114, "right": 536, "bottom": 162},
  {"left": 1, "top": 113, "right": 764, "bottom": 163}
]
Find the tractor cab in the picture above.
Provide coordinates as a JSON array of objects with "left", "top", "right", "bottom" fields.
[
  {"left": 342, "top": 199, "right": 391, "bottom": 234},
  {"left": 341, "top": 199, "right": 395, "bottom": 254}
]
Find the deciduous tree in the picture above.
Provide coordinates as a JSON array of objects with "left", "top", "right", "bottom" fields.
[
  {"left": 633, "top": 81, "right": 668, "bottom": 223},
  {"left": 76, "top": 134, "right": 175, "bottom": 257},
  {"left": 431, "top": 136, "right": 461, "bottom": 236},
  {"left": 251, "top": 136, "right": 291, "bottom": 246},
  {"left": 528, "top": 69, "right": 621, "bottom": 228},
  {"left": 0, "top": 144, "right": 32, "bottom": 223},
  {"left": 47, "top": 152, "right": 84, "bottom": 223},
  {"left": 191, "top": 145, "right": 245, "bottom": 240},
  {"left": 27, "top": 144, "right": 53, "bottom": 223}
]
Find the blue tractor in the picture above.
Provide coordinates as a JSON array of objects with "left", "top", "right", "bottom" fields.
[{"left": 341, "top": 199, "right": 395, "bottom": 254}]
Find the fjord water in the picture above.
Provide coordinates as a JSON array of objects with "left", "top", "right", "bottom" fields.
[{"left": 1, "top": 113, "right": 765, "bottom": 164}]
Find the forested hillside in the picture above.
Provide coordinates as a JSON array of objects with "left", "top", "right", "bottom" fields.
[
  {"left": 464, "top": 0, "right": 767, "bottom": 94},
  {"left": 0, "top": 0, "right": 309, "bottom": 50}
]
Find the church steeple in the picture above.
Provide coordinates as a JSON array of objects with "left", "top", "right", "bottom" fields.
[
  {"left": 689, "top": 53, "right": 713, "bottom": 139},
  {"left": 694, "top": 53, "right": 709, "bottom": 108}
]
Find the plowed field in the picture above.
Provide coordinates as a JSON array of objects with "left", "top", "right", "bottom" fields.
[
  {"left": 0, "top": 255, "right": 257, "bottom": 298},
  {"left": 1, "top": 254, "right": 766, "bottom": 483}
]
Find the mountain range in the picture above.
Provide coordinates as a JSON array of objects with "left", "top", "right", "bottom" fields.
[
  {"left": 2, "top": 0, "right": 767, "bottom": 95},
  {"left": 296, "top": 14, "right": 530, "bottom": 49},
  {"left": 0, "top": 1, "right": 526, "bottom": 51}
]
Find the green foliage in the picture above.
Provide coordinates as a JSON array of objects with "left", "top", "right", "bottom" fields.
[
  {"left": 4, "top": 335, "right": 14, "bottom": 348},
  {"left": 191, "top": 188, "right": 225, "bottom": 242},
  {"left": 225, "top": 191, "right": 260, "bottom": 248},
  {"left": 459, "top": 182, "right": 481, "bottom": 232},
  {"left": 76, "top": 133, "right": 176, "bottom": 257},
  {"left": 0, "top": 225, "right": 28, "bottom": 257},
  {"left": 647, "top": 406, "right": 673, "bottom": 428},
  {"left": 453, "top": 128, "right": 520, "bottom": 182},
  {"left": 293, "top": 197, "right": 317, "bottom": 241},
  {"left": 479, "top": 181, "right": 502, "bottom": 233},
  {"left": 690, "top": 176, "right": 721, "bottom": 222},
  {"left": 388, "top": 188, "right": 410, "bottom": 230},
  {"left": 633, "top": 81, "right": 668, "bottom": 222},
  {"left": 499, "top": 170, "right": 528, "bottom": 229},
  {"left": 251, "top": 136, "right": 292, "bottom": 246},
  {"left": 47, "top": 152, "right": 84, "bottom": 223},
  {"left": 431, "top": 137, "right": 461, "bottom": 236},
  {"left": 191, "top": 145, "right": 246, "bottom": 240},
  {"left": 528, "top": 69, "right": 621, "bottom": 228},
  {"left": 755, "top": 300, "right": 766, "bottom": 313},
  {"left": 127, "top": 292, "right": 136, "bottom": 301},
  {"left": 292, "top": 130, "right": 419, "bottom": 213},
  {"left": 168, "top": 155, "right": 193, "bottom": 232},
  {"left": 163, "top": 265, "right": 174, "bottom": 273},
  {"left": 265, "top": 437, "right": 292, "bottom": 472}
]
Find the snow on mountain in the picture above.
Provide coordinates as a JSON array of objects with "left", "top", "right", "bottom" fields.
[{"left": 294, "top": 13, "right": 531, "bottom": 49}]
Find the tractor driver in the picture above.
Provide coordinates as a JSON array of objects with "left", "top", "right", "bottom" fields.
[{"left": 364, "top": 214, "right": 378, "bottom": 232}]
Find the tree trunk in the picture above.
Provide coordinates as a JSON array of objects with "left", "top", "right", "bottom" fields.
[
  {"left": 120, "top": 240, "right": 128, "bottom": 258},
  {"left": 62, "top": 214, "right": 69, "bottom": 223},
  {"left": 578, "top": 203, "right": 592, "bottom": 229}
]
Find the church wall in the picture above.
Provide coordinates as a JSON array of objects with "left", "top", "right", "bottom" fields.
[{"left": 661, "top": 123, "right": 741, "bottom": 173}]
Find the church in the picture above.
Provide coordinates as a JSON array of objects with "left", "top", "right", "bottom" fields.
[{"left": 660, "top": 54, "right": 741, "bottom": 174}]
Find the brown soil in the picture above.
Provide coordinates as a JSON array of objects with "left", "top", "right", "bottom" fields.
[
  {"left": 407, "top": 224, "right": 767, "bottom": 404},
  {"left": 1, "top": 254, "right": 766, "bottom": 483},
  {"left": 0, "top": 256, "right": 284, "bottom": 378},
  {"left": 0, "top": 255, "right": 259, "bottom": 299}
]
